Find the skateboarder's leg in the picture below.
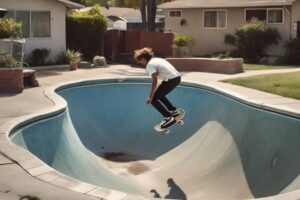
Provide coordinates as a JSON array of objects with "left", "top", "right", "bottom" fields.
[
  {"left": 151, "top": 99, "right": 171, "bottom": 117},
  {"left": 159, "top": 96, "right": 176, "bottom": 112},
  {"left": 151, "top": 76, "right": 181, "bottom": 115}
]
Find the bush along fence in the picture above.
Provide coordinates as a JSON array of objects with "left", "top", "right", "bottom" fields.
[{"left": 66, "top": 5, "right": 107, "bottom": 61}]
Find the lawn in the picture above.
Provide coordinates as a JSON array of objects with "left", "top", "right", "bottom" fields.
[
  {"left": 223, "top": 71, "right": 300, "bottom": 100},
  {"left": 243, "top": 63, "right": 300, "bottom": 70}
]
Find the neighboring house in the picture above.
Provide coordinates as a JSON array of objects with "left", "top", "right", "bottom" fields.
[
  {"left": 159, "top": 0, "right": 300, "bottom": 58},
  {"left": 0, "top": 0, "right": 84, "bottom": 62},
  {"left": 79, "top": 7, "right": 165, "bottom": 31}
]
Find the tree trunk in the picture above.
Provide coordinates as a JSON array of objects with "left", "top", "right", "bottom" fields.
[
  {"left": 140, "top": 0, "right": 147, "bottom": 31},
  {"left": 147, "top": 0, "right": 157, "bottom": 31}
]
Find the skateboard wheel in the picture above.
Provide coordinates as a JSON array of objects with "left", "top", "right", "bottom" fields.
[
  {"left": 179, "top": 120, "right": 184, "bottom": 125},
  {"left": 165, "top": 129, "right": 170, "bottom": 134}
]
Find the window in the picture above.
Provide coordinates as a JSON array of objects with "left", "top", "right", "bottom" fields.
[
  {"left": 246, "top": 9, "right": 267, "bottom": 21},
  {"left": 245, "top": 8, "right": 284, "bottom": 24},
  {"left": 15, "top": 11, "right": 30, "bottom": 38},
  {"left": 31, "top": 11, "right": 51, "bottom": 38},
  {"left": 4, "top": 10, "right": 51, "bottom": 38},
  {"left": 268, "top": 9, "right": 283, "bottom": 24},
  {"left": 169, "top": 10, "right": 181, "bottom": 17},
  {"left": 204, "top": 10, "right": 227, "bottom": 28}
]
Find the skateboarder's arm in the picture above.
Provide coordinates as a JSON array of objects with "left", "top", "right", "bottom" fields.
[{"left": 147, "top": 72, "right": 158, "bottom": 104}]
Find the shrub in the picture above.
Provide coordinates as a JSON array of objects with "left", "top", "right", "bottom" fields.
[
  {"left": 64, "top": 49, "right": 82, "bottom": 63},
  {"left": 20, "top": 195, "right": 41, "bottom": 200},
  {"left": 284, "top": 38, "right": 300, "bottom": 64},
  {"left": 172, "top": 34, "right": 193, "bottom": 57},
  {"left": 214, "top": 51, "right": 232, "bottom": 59},
  {"left": 172, "top": 34, "right": 193, "bottom": 48},
  {"left": 0, "top": 18, "right": 22, "bottom": 39},
  {"left": 28, "top": 48, "right": 50, "bottom": 66},
  {"left": 0, "top": 55, "right": 19, "bottom": 68},
  {"left": 224, "top": 19, "right": 281, "bottom": 63},
  {"left": 224, "top": 34, "right": 236, "bottom": 46},
  {"left": 66, "top": 5, "right": 107, "bottom": 60}
]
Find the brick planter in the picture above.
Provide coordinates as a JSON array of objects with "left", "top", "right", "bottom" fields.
[
  {"left": 166, "top": 58, "right": 244, "bottom": 74},
  {"left": 0, "top": 68, "right": 23, "bottom": 93}
]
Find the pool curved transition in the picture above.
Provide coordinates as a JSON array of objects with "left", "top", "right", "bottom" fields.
[{"left": 10, "top": 78, "right": 300, "bottom": 200}]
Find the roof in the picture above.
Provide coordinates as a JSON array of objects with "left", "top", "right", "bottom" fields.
[
  {"left": 79, "top": 6, "right": 164, "bottom": 23},
  {"left": 158, "top": 0, "right": 296, "bottom": 9},
  {"left": 57, "top": 0, "right": 84, "bottom": 8},
  {"left": 79, "top": 6, "right": 141, "bottom": 18}
]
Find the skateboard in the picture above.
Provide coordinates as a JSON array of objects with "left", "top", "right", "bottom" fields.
[{"left": 154, "top": 109, "right": 185, "bottom": 134}]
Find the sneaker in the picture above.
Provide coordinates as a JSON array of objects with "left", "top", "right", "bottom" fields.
[
  {"left": 160, "top": 117, "right": 175, "bottom": 128},
  {"left": 170, "top": 109, "right": 180, "bottom": 118}
]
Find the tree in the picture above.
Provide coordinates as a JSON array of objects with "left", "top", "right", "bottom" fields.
[
  {"left": 77, "top": 0, "right": 173, "bottom": 31},
  {"left": 224, "top": 19, "right": 281, "bottom": 63},
  {"left": 139, "top": 0, "right": 157, "bottom": 31},
  {"left": 141, "top": 0, "right": 173, "bottom": 31}
]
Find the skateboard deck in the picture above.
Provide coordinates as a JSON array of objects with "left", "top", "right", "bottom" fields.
[{"left": 154, "top": 109, "right": 185, "bottom": 134}]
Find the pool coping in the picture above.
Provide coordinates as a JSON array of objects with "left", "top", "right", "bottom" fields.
[{"left": 0, "top": 76, "right": 300, "bottom": 200}]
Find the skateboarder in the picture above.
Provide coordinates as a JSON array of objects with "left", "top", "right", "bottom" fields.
[{"left": 134, "top": 47, "right": 181, "bottom": 128}]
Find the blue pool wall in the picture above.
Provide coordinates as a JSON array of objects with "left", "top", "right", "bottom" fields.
[{"left": 10, "top": 78, "right": 300, "bottom": 198}]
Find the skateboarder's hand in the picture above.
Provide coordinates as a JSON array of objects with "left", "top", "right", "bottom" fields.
[{"left": 146, "top": 97, "right": 152, "bottom": 104}]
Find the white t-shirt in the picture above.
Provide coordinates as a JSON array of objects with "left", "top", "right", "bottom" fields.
[{"left": 146, "top": 58, "right": 180, "bottom": 81}]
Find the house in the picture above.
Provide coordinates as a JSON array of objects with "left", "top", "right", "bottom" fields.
[
  {"left": 159, "top": 0, "right": 300, "bottom": 58},
  {"left": 0, "top": 0, "right": 84, "bottom": 62},
  {"left": 79, "top": 7, "right": 165, "bottom": 31}
]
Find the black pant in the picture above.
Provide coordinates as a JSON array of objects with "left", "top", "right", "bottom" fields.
[{"left": 151, "top": 76, "right": 181, "bottom": 117}]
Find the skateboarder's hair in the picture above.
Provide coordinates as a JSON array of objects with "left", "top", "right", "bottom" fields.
[{"left": 134, "top": 47, "right": 154, "bottom": 61}]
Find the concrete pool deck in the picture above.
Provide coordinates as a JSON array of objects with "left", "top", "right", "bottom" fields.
[{"left": 1, "top": 65, "right": 300, "bottom": 200}]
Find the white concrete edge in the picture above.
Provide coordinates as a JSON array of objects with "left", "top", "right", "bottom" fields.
[
  {"left": 181, "top": 80, "right": 300, "bottom": 118},
  {"left": 0, "top": 76, "right": 300, "bottom": 200}
]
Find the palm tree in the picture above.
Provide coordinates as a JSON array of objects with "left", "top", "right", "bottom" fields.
[
  {"left": 139, "top": 0, "right": 172, "bottom": 31},
  {"left": 146, "top": 0, "right": 157, "bottom": 31},
  {"left": 140, "top": 0, "right": 147, "bottom": 30}
]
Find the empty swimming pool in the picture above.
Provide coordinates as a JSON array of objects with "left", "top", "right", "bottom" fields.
[{"left": 10, "top": 78, "right": 300, "bottom": 200}]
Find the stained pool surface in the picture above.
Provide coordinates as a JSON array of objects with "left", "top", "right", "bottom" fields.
[{"left": 10, "top": 79, "right": 300, "bottom": 200}]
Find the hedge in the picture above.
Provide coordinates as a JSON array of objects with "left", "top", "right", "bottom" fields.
[
  {"left": 224, "top": 19, "right": 280, "bottom": 63},
  {"left": 66, "top": 5, "right": 107, "bottom": 60},
  {"left": 283, "top": 38, "right": 300, "bottom": 64}
]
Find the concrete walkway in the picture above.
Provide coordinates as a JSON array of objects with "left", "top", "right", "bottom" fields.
[{"left": 0, "top": 65, "right": 300, "bottom": 200}]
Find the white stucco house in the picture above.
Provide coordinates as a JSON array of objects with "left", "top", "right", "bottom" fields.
[
  {"left": 159, "top": 0, "right": 300, "bottom": 58},
  {"left": 0, "top": 0, "right": 84, "bottom": 61}
]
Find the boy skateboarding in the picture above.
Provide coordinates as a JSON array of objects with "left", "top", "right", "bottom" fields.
[{"left": 134, "top": 47, "right": 183, "bottom": 130}]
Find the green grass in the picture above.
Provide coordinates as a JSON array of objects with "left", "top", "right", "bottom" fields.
[
  {"left": 223, "top": 71, "right": 300, "bottom": 100},
  {"left": 243, "top": 63, "right": 300, "bottom": 70}
]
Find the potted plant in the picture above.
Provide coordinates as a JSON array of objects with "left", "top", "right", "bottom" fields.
[
  {"left": 0, "top": 55, "right": 18, "bottom": 68},
  {"left": 172, "top": 34, "right": 194, "bottom": 57},
  {"left": 65, "top": 49, "right": 82, "bottom": 71}
]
